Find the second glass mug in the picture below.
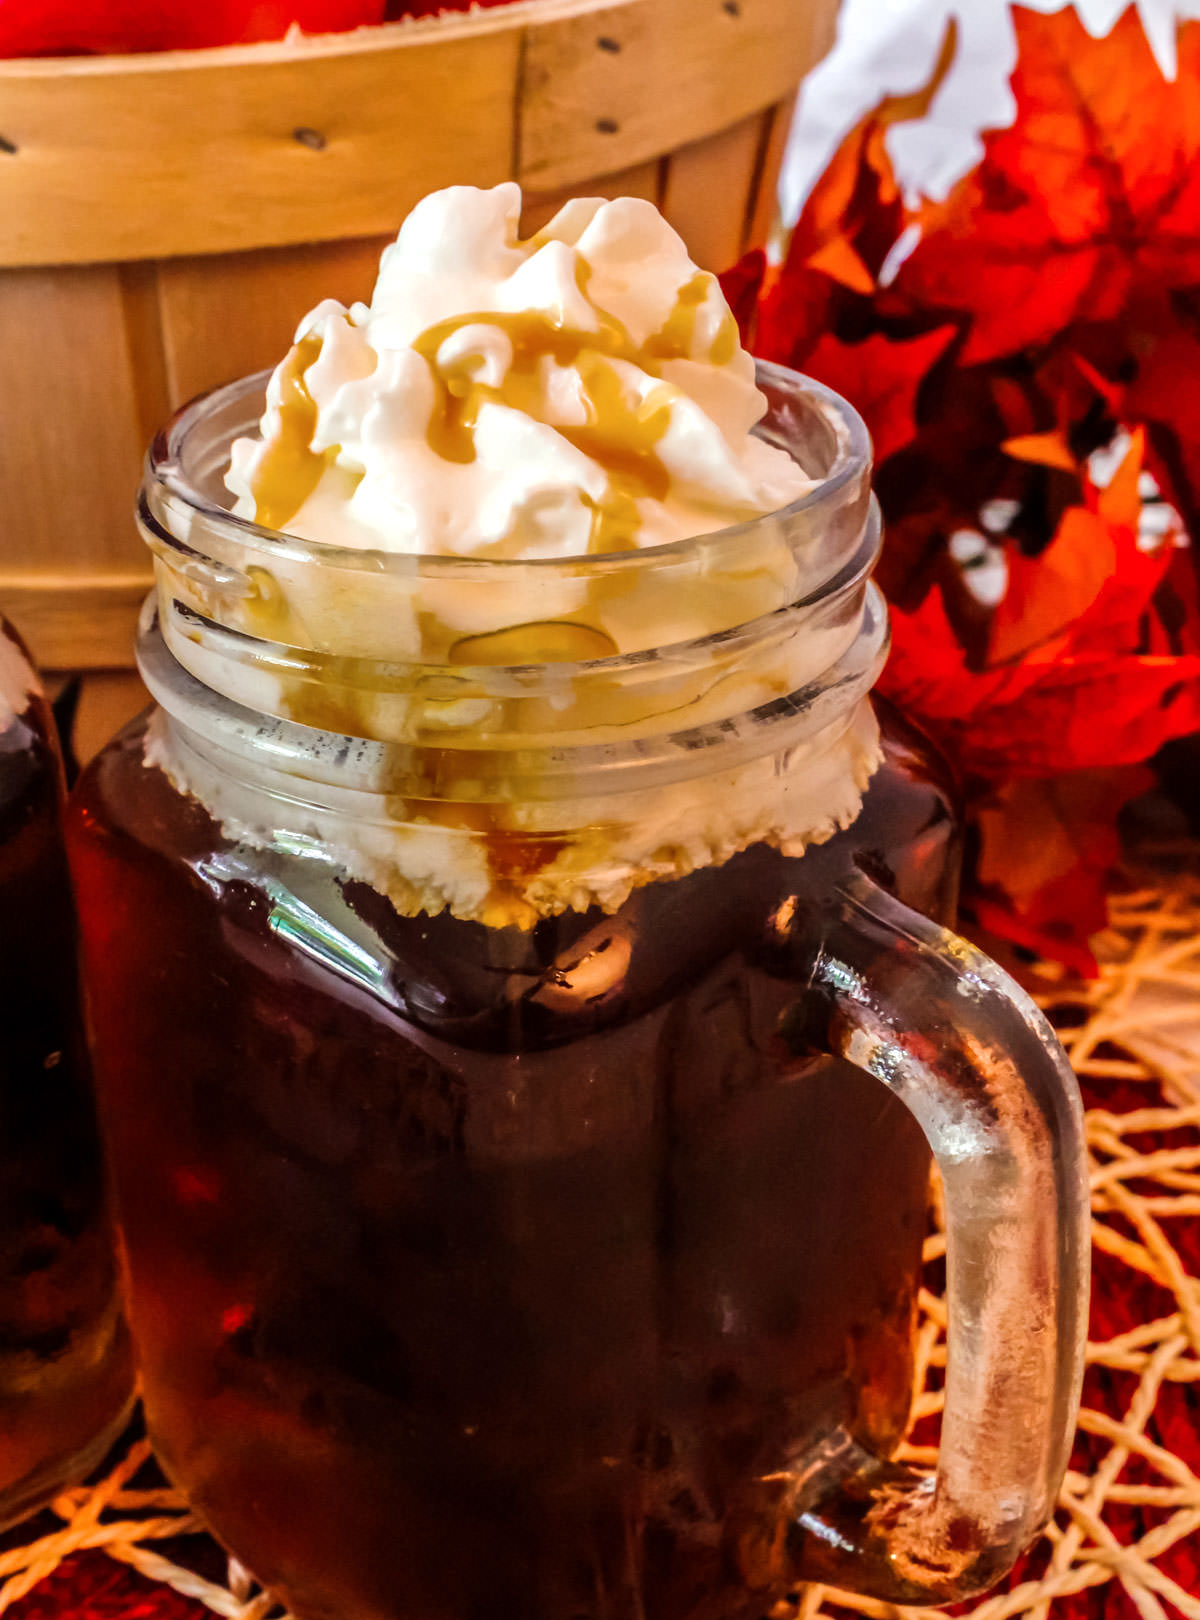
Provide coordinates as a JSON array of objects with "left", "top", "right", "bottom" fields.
[
  {"left": 0, "top": 620, "right": 133, "bottom": 1525},
  {"left": 68, "top": 365, "right": 1088, "bottom": 1620}
]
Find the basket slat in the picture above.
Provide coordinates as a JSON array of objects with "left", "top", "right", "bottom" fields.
[
  {"left": 69, "top": 669, "right": 150, "bottom": 762},
  {"left": 3, "top": 576, "right": 151, "bottom": 671},
  {"left": 0, "top": 267, "right": 147, "bottom": 573},
  {"left": 519, "top": 0, "right": 829, "bottom": 192},
  {"left": 659, "top": 110, "right": 766, "bottom": 273},
  {"left": 745, "top": 95, "right": 796, "bottom": 251},
  {"left": 0, "top": 0, "right": 828, "bottom": 267},
  {"left": 118, "top": 263, "right": 175, "bottom": 452},
  {"left": 520, "top": 155, "right": 662, "bottom": 237},
  {"left": 157, "top": 233, "right": 392, "bottom": 405}
]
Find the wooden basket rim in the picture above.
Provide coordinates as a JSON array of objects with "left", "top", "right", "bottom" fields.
[{"left": 0, "top": 0, "right": 824, "bottom": 266}]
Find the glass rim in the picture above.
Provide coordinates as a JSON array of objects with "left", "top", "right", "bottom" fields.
[
  {"left": 138, "top": 586, "right": 890, "bottom": 795},
  {"left": 151, "top": 497, "right": 880, "bottom": 687},
  {"left": 146, "top": 360, "right": 873, "bottom": 583}
]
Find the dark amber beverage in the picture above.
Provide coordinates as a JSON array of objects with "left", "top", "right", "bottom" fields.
[
  {"left": 70, "top": 366, "right": 1088, "bottom": 1616},
  {"left": 0, "top": 620, "right": 133, "bottom": 1526},
  {"left": 71, "top": 698, "right": 948, "bottom": 1620}
]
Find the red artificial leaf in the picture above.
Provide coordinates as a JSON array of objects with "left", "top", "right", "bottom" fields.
[
  {"left": 717, "top": 249, "right": 767, "bottom": 347},
  {"left": 804, "top": 236, "right": 877, "bottom": 297},
  {"left": 1147, "top": 541, "right": 1200, "bottom": 657},
  {"left": 880, "top": 585, "right": 1200, "bottom": 777},
  {"left": 1002, "top": 431, "right": 1078, "bottom": 474},
  {"left": 759, "top": 6, "right": 1200, "bottom": 538},
  {"left": 969, "top": 893, "right": 1100, "bottom": 979},
  {"left": 751, "top": 7, "right": 1200, "bottom": 968},
  {"left": 974, "top": 656, "right": 1200, "bottom": 773},
  {"left": 895, "top": 8, "right": 1200, "bottom": 364},
  {"left": 1119, "top": 322, "right": 1200, "bottom": 541},
  {"left": 987, "top": 507, "right": 1115, "bottom": 666},
  {"left": 803, "top": 15, "right": 958, "bottom": 268},
  {"left": 988, "top": 429, "right": 1170, "bottom": 665},
  {"left": 800, "top": 325, "right": 956, "bottom": 464},
  {"left": 384, "top": 0, "right": 529, "bottom": 12},
  {"left": 969, "top": 769, "right": 1151, "bottom": 976},
  {"left": 7, "top": 1550, "right": 208, "bottom": 1618},
  {"left": 753, "top": 23, "right": 959, "bottom": 367}
]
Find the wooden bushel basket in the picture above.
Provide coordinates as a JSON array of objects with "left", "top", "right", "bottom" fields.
[{"left": 0, "top": 0, "right": 837, "bottom": 754}]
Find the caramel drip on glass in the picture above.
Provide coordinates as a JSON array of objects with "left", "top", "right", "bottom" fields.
[
  {"left": 392, "top": 765, "right": 565, "bottom": 926},
  {"left": 247, "top": 334, "right": 329, "bottom": 532}
]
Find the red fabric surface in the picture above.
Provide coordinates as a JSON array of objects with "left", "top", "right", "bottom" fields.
[
  {"left": 5, "top": 1550, "right": 204, "bottom": 1619},
  {"left": 0, "top": 0, "right": 537, "bottom": 55},
  {"left": 0, "top": 1, "right": 384, "bottom": 55}
]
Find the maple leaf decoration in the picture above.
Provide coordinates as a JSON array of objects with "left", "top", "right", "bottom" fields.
[
  {"left": 717, "top": 250, "right": 768, "bottom": 347},
  {"left": 800, "top": 327, "right": 956, "bottom": 465},
  {"left": 750, "top": 3, "right": 1200, "bottom": 971},
  {"left": 899, "top": 11, "right": 1200, "bottom": 368}
]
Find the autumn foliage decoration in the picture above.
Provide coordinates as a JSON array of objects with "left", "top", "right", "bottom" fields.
[{"left": 742, "top": 4, "right": 1200, "bottom": 971}]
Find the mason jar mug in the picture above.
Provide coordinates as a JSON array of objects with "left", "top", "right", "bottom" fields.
[
  {"left": 0, "top": 619, "right": 133, "bottom": 1526},
  {"left": 68, "top": 367, "right": 1088, "bottom": 1620}
]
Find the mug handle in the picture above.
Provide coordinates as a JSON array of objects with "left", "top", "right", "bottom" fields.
[{"left": 745, "top": 874, "right": 1090, "bottom": 1604}]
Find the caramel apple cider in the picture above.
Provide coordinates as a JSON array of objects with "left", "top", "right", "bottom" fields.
[
  {"left": 69, "top": 188, "right": 1088, "bottom": 1619},
  {"left": 0, "top": 619, "right": 132, "bottom": 1527}
]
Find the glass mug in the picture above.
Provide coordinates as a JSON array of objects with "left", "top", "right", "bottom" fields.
[
  {"left": 0, "top": 618, "right": 133, "bottom": 1526},
  {"left": 68, "top": 366, "right": 1088, "bottom": 1619}
]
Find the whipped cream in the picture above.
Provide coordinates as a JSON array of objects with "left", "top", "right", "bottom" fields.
[
  {"left": 156, "top": 185, "right": 853, "bottom": 745},
  {"left": 0, "top": 623, "right": 38, "bottom": 734},
  {"left": 227, "top": 183, "right": 813, "bottom": 558},
  {"left": 143, "top": 184, "right": 882, "bottom": 928},
  {"left": 146, "top": 698, "right": 882, "bottom": 933}
]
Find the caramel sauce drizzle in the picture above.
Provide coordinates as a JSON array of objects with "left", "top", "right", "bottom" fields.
[
  {"left": 246, "top": 262, "right": 742, "bottom": 556},
  {"left": 390, "top": 770, "right": 566, "bottom": 928},
  {"left": 407, "top": 267, "right": 735, "bottom": 553},
  {"left": 644, "top": 269, "right": 739, "bottom": 367},
  {"left": 247, "top": 334, "right": 328, "bottom": 533}
]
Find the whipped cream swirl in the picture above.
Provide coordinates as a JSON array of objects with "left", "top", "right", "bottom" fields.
[
  {"left": 227, "top": 183, "right": 813, "bottom": 555},
  {"left": 144, "top": 185, "right": 882, "bottom": 928}
]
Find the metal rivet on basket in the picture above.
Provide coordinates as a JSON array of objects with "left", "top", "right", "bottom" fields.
[
  {"left": 597, "top": 35, "right": 621, "bottom": 52},
  {"left": 0, "top": 135, "right": 16, "bottom": 156},
  {"left": 293, "top": 127, "right": 328, "bottom": 151},
  {"left": 596, "top": 117, "right": 620, "bottom": 134}
]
